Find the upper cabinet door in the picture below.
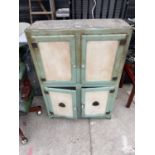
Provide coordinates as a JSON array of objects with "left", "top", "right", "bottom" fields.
[
  {"left": 31, "top": 35, "right": 76, "bottom": 85},
  {"left": 81, "top": 34, "right": 127, "bottom": 85}
]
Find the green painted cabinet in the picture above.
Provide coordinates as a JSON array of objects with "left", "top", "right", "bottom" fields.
[{"left": 25, "top": 19, "right": 132, "bottom": 119}]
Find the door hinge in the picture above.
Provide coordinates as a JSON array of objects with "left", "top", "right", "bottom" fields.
[
  {"left": 110, "top": 89, "right": 115, "bottom": 93},
  {"left": 106, "top": 111, "right": 111, "bottom": 115},
  {"left": 31, "top": 43, "right": 38, "bottom": 48},
  {"left": 112, "top": 77, "right": 118, "bottom": 81},
  {"left": 120, "top": 39, "right": 127, "bottom": 45},
  {"left": 44, "top": 90, "right": 49, "bottom": 94},
  {"left": 41, "top": 78, "right": 46, "bottom": 82}
]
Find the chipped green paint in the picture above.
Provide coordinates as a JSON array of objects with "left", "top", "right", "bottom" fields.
[{"left": 25, "top": 19, "right": 132, "bottom": 119}]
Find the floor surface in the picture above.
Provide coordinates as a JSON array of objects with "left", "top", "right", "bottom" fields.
[{"left": 19, "top": 85, "right": 135, "bottom": 155}]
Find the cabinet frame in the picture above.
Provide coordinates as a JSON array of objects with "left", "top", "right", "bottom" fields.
[{"left": 25, "top": 20, "right": 133, "bottom": 119}]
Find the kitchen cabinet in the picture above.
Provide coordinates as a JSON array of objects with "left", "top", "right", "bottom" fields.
[{"left": 25, "top": 19, "right": 132, "bottom": 119}]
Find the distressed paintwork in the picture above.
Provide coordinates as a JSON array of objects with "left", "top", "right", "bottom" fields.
[
  {"left": 44, "top": 87, "right": 77, "bottom": 119},
  {"left": 28, "top": 19, "right": 130, "bottom": 30},
  {"left": 31, "top": 35, "right": 77, "bottom": 84},
  {"left": 81, "top": 34, "right": 127, "bottom": 85},
  {"left": 81, "top": 86, "right": 116, "bottom": 118},
  {"left": 25, "top": 19, "right": 132, "bottom": 119}
]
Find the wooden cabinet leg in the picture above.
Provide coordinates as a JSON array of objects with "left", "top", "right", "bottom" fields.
[
  {"left": 126, "top": 86, "right": 135, "bottom": 108},
  {"left": 19, "top": 128, "right": 28, "bottom": 144},
  {"left": 119, "top": 71, "right": 125, "bottom": 88},
  {"left": 19, "top": 128, "right": 26, "bottom": 140}
]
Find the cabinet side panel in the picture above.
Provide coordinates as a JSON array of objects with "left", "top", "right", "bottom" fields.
[
  {"left": 86, "top": 41, "right": 119, "bottom": 81},
  {"left": 38, "top": 42, "right": 71, "bottom": 81}
]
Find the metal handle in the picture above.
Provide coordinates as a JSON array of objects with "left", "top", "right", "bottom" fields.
[
  {"left": 59, "top": 102, "right": 66, "bottom": 108},
  {"left": 92, "top": 101, "right": 100, "bottom": 106}
]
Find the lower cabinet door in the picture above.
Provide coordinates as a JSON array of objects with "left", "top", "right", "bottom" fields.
[
  {"left": 81, "top": 87, "right": 116, "bottom": 118},
  {"left": 44, "top": 87, "right": 77, "bottom": 118}
]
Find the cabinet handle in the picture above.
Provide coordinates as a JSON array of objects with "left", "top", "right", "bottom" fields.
[
  {"left": 59, "top": 102, "right": 66, "bottom": 108},
  {"left": 92, "top": 101, "right": 100, "bottom": 106}
]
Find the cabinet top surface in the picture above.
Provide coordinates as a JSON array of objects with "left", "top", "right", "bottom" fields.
[{"left": 27, "top": 19, "right": 131, "bottom": 31}]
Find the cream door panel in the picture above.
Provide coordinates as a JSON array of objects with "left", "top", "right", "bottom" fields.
[
  {"left": 49, "top": 91, "right": 73, "bottom": 117},
  {"left": 38, "top": 42, "right": 71, "bottom": 81},
  {"left": 86, "top": 41, "right": 119, "bottom": 81},
  {"left": 84, "top": 91, "right": 109, "bottom": 116}
]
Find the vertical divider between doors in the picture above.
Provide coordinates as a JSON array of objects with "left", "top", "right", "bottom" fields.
[
  {"left": 81, "top": 35, "right": 87, "bottom": 84},
  {"left": 75, "top": 32, "right": 82, "bottom": 117}
]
